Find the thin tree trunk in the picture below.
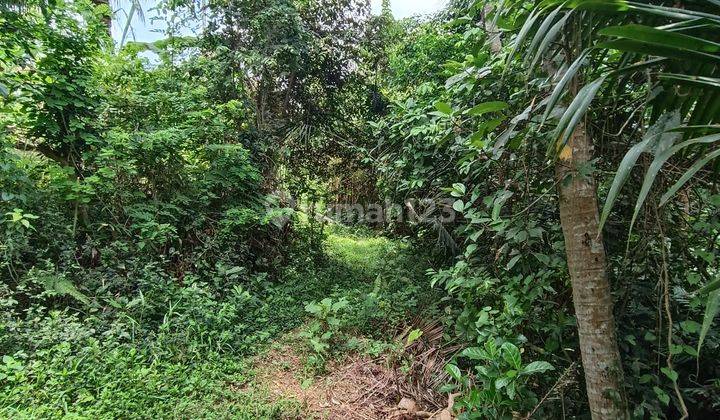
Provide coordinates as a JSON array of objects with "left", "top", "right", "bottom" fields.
[
  {"left": 483, "top": 4, "right": 502, "bottom": 54},
  {"left": 555, "top": 121, "right": 627, "bottom": 419}
]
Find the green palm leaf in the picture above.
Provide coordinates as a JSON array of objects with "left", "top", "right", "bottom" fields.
[{"left": 660, "top": 147, "right": 720, "bottom": 207}]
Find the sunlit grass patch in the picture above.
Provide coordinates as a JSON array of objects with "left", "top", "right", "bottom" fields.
[{"left": 325, "top": 232, "right": 393, "bottom": 273}]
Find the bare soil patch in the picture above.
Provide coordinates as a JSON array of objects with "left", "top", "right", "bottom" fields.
[{"left": 241, "top": 333, "right": 453, "bottom": 420}]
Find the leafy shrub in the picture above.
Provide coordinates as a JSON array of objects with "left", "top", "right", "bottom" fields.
[
  {"left": 445, "top": 339, "right": 554, "bottom": 419},
  {"left": 301, "top": 297, "right": 350, "bottom": 372}
]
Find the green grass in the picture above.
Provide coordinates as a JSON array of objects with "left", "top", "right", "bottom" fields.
[
  {"left": 326, "top": 231, "right": 393, "bottom": 273},
  {"left": 1, "top": 347, "right": 300, "bottom": 419}
]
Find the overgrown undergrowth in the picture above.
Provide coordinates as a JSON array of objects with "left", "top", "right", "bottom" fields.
[
  {"left": 4, "top": 1, "right": 720, "bottom": 417},
  {"left": 0, "top": 226, "right": 436, "bottom": 418}
]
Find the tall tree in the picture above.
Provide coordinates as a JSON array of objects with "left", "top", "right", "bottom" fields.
[
  {"left": 505, "top": 4, "right": 629, "bottom": 416},
  {"left": 556, "top": 119, "right": 626, "bottom": 417},
  {"left": 506, "top": 0, "right": 720, "bottom": 416}
]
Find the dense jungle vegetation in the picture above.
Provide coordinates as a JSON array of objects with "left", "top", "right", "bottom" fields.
[{"left": 2, "top": 0, "right": 720, "bottom": 418}]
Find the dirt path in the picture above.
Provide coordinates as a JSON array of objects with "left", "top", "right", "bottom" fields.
[
  {"left": 239, "top": 330, "right": 454, "bottom": 420},
  {"left": 245, "top": 336, "right": 396, "bottom": 419},
  {"left": 234, "top": 229, "right": 454, "bottom": 419}
]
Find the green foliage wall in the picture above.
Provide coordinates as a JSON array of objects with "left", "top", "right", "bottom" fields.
[{"left": 364, "top": 1, "right": 720, "bottom": 417}]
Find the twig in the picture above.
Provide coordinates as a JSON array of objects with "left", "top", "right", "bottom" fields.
[
  {"left": 523, "top": 362, "right": 577, "bottom": 419},
  {"left": 512, "top": 177, "right": 563, "bottom": 218},
  {"left": 657, "top": 211, "right": 689, "bottom": 420}
]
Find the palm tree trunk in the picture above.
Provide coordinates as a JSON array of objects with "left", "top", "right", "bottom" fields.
[{"left": 556, "top": 121, "right": 627, "bottom": 419}]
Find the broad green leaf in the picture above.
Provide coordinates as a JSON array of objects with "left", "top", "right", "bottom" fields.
[
  {"left": 654, "top": 386, "right": 670, "bottom": 405},
  {"left": 434, "top": 101, "right": 453, "bottom": 115},
  {"left": 492, "top": 191, "right": 513, "bottom": 219},
  {"left": 467, "top": 101, "right": 508, "bottom": 116},
  {"left": 476, "top": 118, "right": 504, "bottom": 136},
  {"left": 428, "top": 111, "right": 448, "bottom": 118},
  {"left": 461, "top": 346, "right": 484, "bottom": 360},
  {"left": 501, "top": 342, "right": 522, "bottom": 369},
  {"left": 506, "top": 381, "right": 517, "bottom": 399},
  {"left": 469, "top": 130, "right": 485, "bottom": 148},
  {"left": 449, "top": 16, "right": 471, "bottom": 26},
  {"left": 406, "top": 329, "right": 423, "bottom": 346},
  {"left": 520, "top": 361, "right": 555, "bottom": 375},
  {"left": 660, "top": 367, "right": 678, "bottom": 382},
  {"left": 684, "top": 345, "right": 698, "bottom": 357},
  {"left": 597, "top": 39, "right": 720, "bottom": 64},
  {"left": 452, "top": 183, "right": 466, "bottom": 195},
  {"left": 680, "top": 320, "right": 701, "bottom": 334},
  {"left": 445, "top": 363, "right": 462, "bottom": 381},
  {"left": 599, "top": 24, "right": 720, "bottom": 54},
  {"left": 484, "top": 339, "right": 498, "bottom": 358},
  {"left": 506, "top": 255, "right": 521, "bottom": 270},
  {"left": 453, "top": 200, "right": 464, "bottom": 212},
  {"left": 332, "top": 298, "right": 348, "bottom": 311},
  {"left": 568, "top": 0, "right": 629, "bottom": 12},
  {"left": 639, "top": 374, "right": 654, "bottom": 384},
  {"left": 495, "top": 376, "right": 512, "bottom": 389},
  {"left": 464, "top": 243, "right": 478, "bottom": 257},
  {"left": 305, "top": 302, "right": 321, "bottom": 314}
]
